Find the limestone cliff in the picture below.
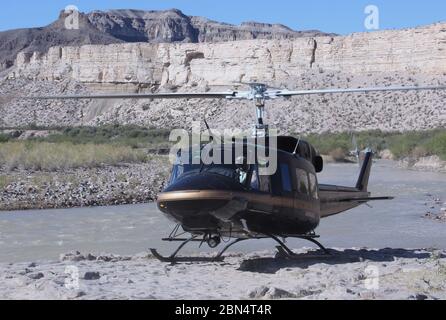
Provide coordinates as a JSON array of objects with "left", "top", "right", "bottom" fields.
[{"left": 11, "top": 22, "right": 446, "bottom": 84}]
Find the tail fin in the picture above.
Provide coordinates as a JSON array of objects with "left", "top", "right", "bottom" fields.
[{"left": 355, "top": 151, "right": 373, "bottom": 192}]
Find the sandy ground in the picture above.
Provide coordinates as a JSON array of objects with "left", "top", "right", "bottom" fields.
[{"left": 0, "top": 248, "right": 445, "bottom": 300}]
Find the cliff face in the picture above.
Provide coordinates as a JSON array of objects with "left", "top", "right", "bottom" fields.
[
  {"left": 1, "top": 22, "right": 446, "bottom": 133},
  {"left": 0, "top": 8, "right": 330, "bottom": 72},
  {"left": 86, "top": 9, "right": 331, "bottom": 43},
  {"left": 86, "top": 9, "right": 199, "bottom": 43},
  {"left": 0, "top": 11, "right": 124, "bottom": 71},
  {"left": 11, "top": 22, "right": 446, "bottom": 86}
]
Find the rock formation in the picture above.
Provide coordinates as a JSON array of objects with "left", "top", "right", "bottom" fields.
[
  {"left": 0, "top": 8, "right": 331, "bottom": 72},
  {"left": 11, "top": 21, "right": 446, "bottom": 85}
]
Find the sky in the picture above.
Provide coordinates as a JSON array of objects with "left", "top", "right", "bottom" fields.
[{"left": 0, "top": 0, "right": 445, "bottom": 34}]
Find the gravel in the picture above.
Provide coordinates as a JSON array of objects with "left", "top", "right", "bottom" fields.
[{"left": 0, "top": 160, "right": 170, "bottom": 211}]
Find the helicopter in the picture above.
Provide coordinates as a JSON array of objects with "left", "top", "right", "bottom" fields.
[
  {"left": 349, "top": 134, "right": 373, "bottom": 167},
  {"left": 21, "top": 81, "right": 446, "bottom": 263}
]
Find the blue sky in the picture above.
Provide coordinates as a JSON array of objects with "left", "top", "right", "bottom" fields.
[{"left": 0, "top": 0, "right": 445, "bottom": 34}]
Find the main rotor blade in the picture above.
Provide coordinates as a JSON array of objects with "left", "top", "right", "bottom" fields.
[
  {"left": 22, "top": 92, "right": 238, "bottom": 100},
  {"left": 7, "top": 84, "right": 446, "bottom": 102},
  {"left": 273, "top": 85, "right": 446, "bottom": 97}
]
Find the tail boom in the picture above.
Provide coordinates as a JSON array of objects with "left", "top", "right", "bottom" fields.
[{"left": 319, "top": 151, "right": 393, "bottom": 218}]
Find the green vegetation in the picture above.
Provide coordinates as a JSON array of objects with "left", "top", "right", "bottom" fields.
[
  {"left": 0, "top": 141, "right": 148, "bottom": 171},
  {"left": 0, "top": 134, "right": 10, "bottom": 143},
  {"left": 1, "top": 126, "right": 445, "bottom": 172},
  {"left": 0, "top": 175, "right": 11, "bottom": 189},
  {"left": 304, "top": 129, "right": 446, "bottom": 160},
  {"left": 0, "top": 125, "right": 171, "bottom": 171},
  {"left": 36, "top": 125, "right": 172, "bottom": 149}
]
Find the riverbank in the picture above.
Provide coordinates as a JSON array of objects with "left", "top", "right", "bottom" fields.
[
  {"left": 0, "top": 248, "right": 445, "bottom": 300},
  {"left": 0, "top": 160, "right": 170, "bottom": 211},
  {"left": 398, "top": 155, "right": 446, "bottom": 173}
]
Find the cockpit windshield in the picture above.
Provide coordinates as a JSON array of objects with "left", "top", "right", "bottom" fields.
[
  {"left": 169, "top": 163, "right": 251, "bottom": 186},
  {"left": 168, "top": 145, "right": 273, "bottom": 189}
]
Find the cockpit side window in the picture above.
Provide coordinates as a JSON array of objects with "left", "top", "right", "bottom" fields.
[
  {"left": 280, "top": 164, "right": 293, "bottom": 193},
  {"left": 250, "top": 168, "right": 259, "bottom": 190},
  {"left": 236, "top": 166, "right": 249, "bottom": 185},
  {"left": 309, "top": 173, "right": 319, "bottom": 199},
  {"left": 296, "top": 168, "right": 310, "bottom": 196},
  {"left": 249, "top": 166, "right": 270, "bottom": 193},
  {"left": 259, "top": 175, "right": 271, "bottom": 193},
  {"left": 169, "top": 165, "right": 182, "bottom": 185}
]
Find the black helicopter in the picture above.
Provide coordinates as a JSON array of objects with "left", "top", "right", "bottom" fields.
[{"left": 23, "top": 82, "right": 446, "bottom": 263}]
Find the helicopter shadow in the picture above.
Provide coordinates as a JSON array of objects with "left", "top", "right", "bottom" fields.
[{"left": 237, "top": 248, "right": 445, "bottom": 274}]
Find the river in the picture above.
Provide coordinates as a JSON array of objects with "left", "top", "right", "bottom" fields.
[{"left": 0, "top": 161, "right": 445, "bottom": 263}]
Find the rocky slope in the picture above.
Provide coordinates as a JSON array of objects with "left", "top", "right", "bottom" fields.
[
  {"left": 0, "top": 8, "right": 330, "bottom": 71},
  {"left": 1, "top": 21, "right": 445, "bottom": 133}
]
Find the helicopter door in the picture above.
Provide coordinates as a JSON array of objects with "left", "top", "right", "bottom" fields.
[{"left": 248, "top": 166, "right": 275, "bottom": 214}]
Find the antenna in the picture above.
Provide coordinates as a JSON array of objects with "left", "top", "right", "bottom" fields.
[
  {"left": 203, "top": 118, "right": 223, "bottom": 144},
  {"left": 293, "top": 136, "right": 302, "bottom": 155}
]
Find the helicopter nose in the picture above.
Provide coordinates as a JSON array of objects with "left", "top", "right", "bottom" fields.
[{"left": 157, "top": 173, "right": 245, "bottom": 227}]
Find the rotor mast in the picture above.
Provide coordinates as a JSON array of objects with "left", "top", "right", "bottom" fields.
[{"left": 250, "top": 83, "right": 268, "bottom": 130}]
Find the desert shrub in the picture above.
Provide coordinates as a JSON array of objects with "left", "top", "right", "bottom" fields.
[
  {"left": 329, "top": 148, "right": 347, "bottom": 161},
  {"left": 424, "top": 131, "right": 446, "bottom": 160},
  {"left": 303, "top": 129, "right": 446, "bottom": 161},
  {"left": 411, "top": 146, "right": 429, "bottom": 158},
  {"left": 0, "top": 134, "right": 10, "bottom": 143},
  {"left": 305, "top": 132, "right": 351, "bottom": 155},
  {"left": 0, "top": 175, "right": 11, "bottom": 189},
  {"left": 0, "top": 141, "right": 148, "bottom": 171},
  {"left": 36, "top": 125, "right": 171, "bottom": 148}
]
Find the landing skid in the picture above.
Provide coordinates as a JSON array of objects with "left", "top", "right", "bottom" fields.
[
  {"left": 268, "top": 234, "right": 331, "bottom": 256},
  {"left": 149, "top": 230, "right": 330, "bottom": 264},
  {"left": 150, "top": 238, "right": 246, "bottom": 264}
]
